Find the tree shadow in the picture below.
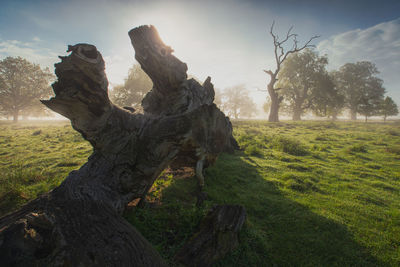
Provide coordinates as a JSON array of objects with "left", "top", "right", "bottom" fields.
[{"left": 127, "top": 152, "right": 383, "bottom": 266}]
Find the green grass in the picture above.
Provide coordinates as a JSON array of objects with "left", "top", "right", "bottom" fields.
[
  {"left": 0, "top": 120, "right": 91, "bottom": 215},
  {"left": 1, "top": 120, "right": 400, "bottom": 266}
]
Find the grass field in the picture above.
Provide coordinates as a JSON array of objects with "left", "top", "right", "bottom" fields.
[{"left": 1, "top": 120, "right": 400, "bottom": 266}]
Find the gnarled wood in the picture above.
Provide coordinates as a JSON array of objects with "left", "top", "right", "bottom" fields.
[
  {"left": 0, "top": 25, "right": 238, "bottom": 266},
  {"left": 175, "top": 205, "right": 247, "bottom": 267}
]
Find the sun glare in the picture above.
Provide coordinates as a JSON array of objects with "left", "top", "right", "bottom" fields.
[{"left": 150, "top": 22, "right": 194, "bottom": 61}]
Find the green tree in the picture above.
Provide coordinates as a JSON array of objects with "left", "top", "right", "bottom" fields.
[
  {"left": 222, "top": 85, "right": 257, "bottom": 119},
  {"left": 380, "top": 96, "right": 398, "bottom": 122},
  {"left": 312, "top": 72, "right": 345, "bottom": 120},
  {"left": 334, "top": 61, "right": 384, "bottom": 120},
  {"left": 110, "top": 64, "right": 153, "bottom": 111},
  {"left": 358, "top": 77, "right": 385, "bottom": 122},
  {"left": 0, "top": 57, "right": 53, "bottom": 122},
  {"left": 277, "top": 49, "right": 330, "bottom": 120}
]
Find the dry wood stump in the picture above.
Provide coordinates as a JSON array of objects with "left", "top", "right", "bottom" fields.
[{"left": 0, "top": 25, "right": 242, "bottom": 266}]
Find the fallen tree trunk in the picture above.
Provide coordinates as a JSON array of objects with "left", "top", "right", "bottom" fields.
[{"left": 0, "top": 25, "right": 238, "bottom": 266}]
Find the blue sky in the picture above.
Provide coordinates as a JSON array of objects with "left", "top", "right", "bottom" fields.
[{"left": 1, "top": 0, "right": 399, "bottom": 115}]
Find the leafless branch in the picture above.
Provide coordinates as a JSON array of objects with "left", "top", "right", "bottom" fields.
[
  {"left": 279, "top": 26, "right": 295, "bottom": 44},
  {"left": 263, "top": 69, "right": 274, "bottom": 76},
  {"left": 268, "top": 22, "right": 320, "bottom": 68},
  {"left": 270, "top": 20, "right": 275, "bottom": 35}
]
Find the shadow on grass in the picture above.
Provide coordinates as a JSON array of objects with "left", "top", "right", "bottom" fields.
[{"left": 125, "top": 152, "right": 382, "bottom": 266}]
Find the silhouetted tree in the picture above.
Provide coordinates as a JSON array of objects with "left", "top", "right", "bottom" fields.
[
  {"left": 0, "top": 57, "right": 53, "bottom": 122},
  {"left": 222, "top": 85, "right": 257, "bottom": 119},
  {"left": 110, "top": 64, "right": 152, "bottom": 111},
  {"left": 277, "top": 49, "right": 330, "bottom": 120},
  {"left": 263, "top": 21, "right": 319, "bottom": 122},
  {"left": 334, "top": 61, "right": 385, "bottom": 120},
  {"left": 380, "top": 96, "right": 398, "bottom": 122}
]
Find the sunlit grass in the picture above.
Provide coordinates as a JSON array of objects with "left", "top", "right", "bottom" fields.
[
  {"left": 1, "top": 120, "right": 400, "bottom": 265},
  {"left": 0, "top": 120, "right": 91, "bottom": 215},
  {"left": 130, "top": 120, "right": 400, "bottom": 266}
]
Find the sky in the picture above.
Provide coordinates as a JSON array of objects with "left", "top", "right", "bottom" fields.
[{"left": 1, "top": 0, "right": 399, "bottom": 116}]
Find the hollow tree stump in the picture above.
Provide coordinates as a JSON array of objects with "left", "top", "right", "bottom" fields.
[{"left": 0, "top": 25, "right": 238, "bottom": 266}]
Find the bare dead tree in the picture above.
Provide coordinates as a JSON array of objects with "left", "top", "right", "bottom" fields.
[{"left": 263, "top": 21, "right": 319, "bottom": 122}]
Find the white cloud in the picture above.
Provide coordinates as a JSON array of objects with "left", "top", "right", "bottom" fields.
[
  {"left": 317, "top": 18, "right": 400, "bottom": 104},
  {"left": 0, "top": 39, "right": 60, "bottom": 70},
  {"left": 0, "top": 36, "right": 134, "bottom": 89}
]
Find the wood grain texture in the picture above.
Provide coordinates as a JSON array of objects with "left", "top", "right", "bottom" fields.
[{"left": 175, "top": 205, "right": 247, "bottom": 267}]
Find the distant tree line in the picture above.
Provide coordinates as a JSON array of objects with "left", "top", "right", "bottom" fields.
[
  {"left": 263, "top": 22, "right": 398, "bottom": 122},
  {"left": 266, "top": 49, "right": 398, "bottom": 121},
  {"left": 0, "top": 47, "right": 398, "bottom": 123},
  {"left": 109, "top": 64, "right": 153, "bottom": 112},
  {"left": 109, "top": 65, "right": 257, "bottom": 120},
  {"left": 215, "top": 85, "right": 257, "bottom": 119}
]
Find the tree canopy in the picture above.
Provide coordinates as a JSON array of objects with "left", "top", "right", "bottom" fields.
[
  {"left": 268, "top": 55, "right": 393, "bottom": 121},
  {"left": 380, "top": 96, "right": 399, "bottom": 121},
  {"left": 333, "top": 61, "right": 385, "bottom": 120},
  {"left": 220, "top": 85, "right": 257, "bottom": 119},
  {"left": 310, "top": 72, "right": 344, "bottom": 120},
  {"left": 357, "top": 76, "right": 386, "bottom": 121},
  {"left": 0, "top": 56, "right": 53, "bottom": 122},
  {"left": 277, "top": 49, "right": 331, "bottom": 120},
  {"left": 109, "top": 64, "right": 153, "bottom": 111}
]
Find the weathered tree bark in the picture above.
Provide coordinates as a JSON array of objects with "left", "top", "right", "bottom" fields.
[
  {"left": 291, "top": 88, "right": 311, "bottom": 121},
  {"left": 292, "top": 103, "right": 303, "bottom": 121},
  {"left": 0, "top": 25, "right": 238, "bottom": 266},
  {"left": 175, "top": 205, "right": 246, "bottom": 267},
  {"left": 266, "top": 75, "right": 282, "bottom": 122}
]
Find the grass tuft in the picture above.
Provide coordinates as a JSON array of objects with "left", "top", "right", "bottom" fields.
[
  {"left": 348, "top": 143, "right": 368, "bottom": 153},
  {"left": 244, "top": 144, "right": 263, "bottom": 157},
  {"left": 272, "top": 136, "right": 309, "bottom": 156},
  {"left": 386, "top": 146, "right": 400, "bottom": 155}
]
